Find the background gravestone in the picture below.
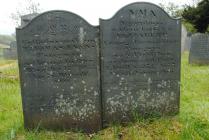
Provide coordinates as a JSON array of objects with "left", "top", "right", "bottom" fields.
[
  {"left": 181, "top": 25, "right": 191, "bottom": 52},
  {"left": 16, "top": 11, "right": 101, "bottom": 132},
  {"left": 189, "top": 33, "right": 209, "bottom": 65},
  {"left": 100, "top": 2, "right": 181, "bottom": 125},
  {"left": 3, "top": 41, "right": 17, "bottom": 59}
]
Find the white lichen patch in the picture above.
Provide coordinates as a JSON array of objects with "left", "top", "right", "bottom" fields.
[
  {"left": 106, "top": 71, "right": 179, "bottom": 116},
  {"left": 79, "top": 27, "right": 86, "bottom": 45},
  {"left": 147, "top": 77, "right": 152, "bottom": 92},
  {"left": 40, "top": 108, "right": 44, "bottom": 112},
  {"left": 107, "top": 89, "right": 111, "bottom": 92},
  {"left": 54, "top": 91, "right": 98, "bottom": 121},
  {"left": 94, "top": 91, "right": 98, "bottom": 96},
  {"left": 70, "top": 86, "right": 74, "bottom": 90}
]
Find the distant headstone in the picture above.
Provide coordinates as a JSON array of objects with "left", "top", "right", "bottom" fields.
[
  {"left": 10, "top": 41, "right": 17, "bottom": 48},
  {"left": 3, "top": 41, "right": 17, "bottom": 59},
  {"left": 16, "top": 11, "right": 101, "bottom": 132},
  {"left": 181, "top": 25, "right": 191, "bottom": 52},
  {"left": 189, "top": 33, "right": 209, "bottom": 64},
  {"left": 100, "top": 2, "right": 181, "bottom": 125}
]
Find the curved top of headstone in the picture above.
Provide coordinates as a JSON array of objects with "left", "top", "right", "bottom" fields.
[
  {"left": 100, "top": 2, "right": 181, "bottom": 21},
  {"left": 192, "top": 33, "right": 209, "bottom": 37},
  {"left": 191, "top": 33, "right": 209, "bottom": 41},
  {"left": 16, "top": 10, "right": 96, "bottom": 30}
]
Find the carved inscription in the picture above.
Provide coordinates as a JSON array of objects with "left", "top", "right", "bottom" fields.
[
  {"left": 100, "top": 3, "right": 181, "bottom": 125},
  {"left": 16, "top": 11, "right": 101, "bottom": 133},
  {"left": 21, "top": 38, "right": 97, "bottom": 81},
  {"left": 128, "top": 9, "right": 157, "bottom": 17}
]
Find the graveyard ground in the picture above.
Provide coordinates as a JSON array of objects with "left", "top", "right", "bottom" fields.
[{"left": 0, "top": 52, "right": 209, "bottom": 140}]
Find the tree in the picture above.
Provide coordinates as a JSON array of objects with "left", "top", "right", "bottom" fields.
[
  {"left": 191, "top": 0, "right": 202, "bottom": 6},
  {"left": 182, "top": 0, "right": 209, "bottom": 33},
  {"left": 11, "top": 0, "right": 41, "bottom": 26},
  {"left": 159, "top": 2, "right": 183, "bottom": 18}
]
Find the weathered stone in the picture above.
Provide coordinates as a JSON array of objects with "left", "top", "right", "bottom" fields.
[
  {"left": 20, "top": 13, "right": 39, "bottom": 27},
  {"left": 16, "top": 2, "right": 182, "bottom": 132},
  {"left": 189, "top": 33, "right": 209, "bottom": 65},
  {"left": 16, "top": 11, "right": 101, "bottom": 133},
  {"left": 181, "top": 25, "right": 191, "bottom": 52},
  {"left": 100, "top": 2, "right": 181, "bottom": 126}
]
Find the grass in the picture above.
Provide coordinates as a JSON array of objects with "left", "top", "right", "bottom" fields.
[
  {"left": 0, "top": 58, "right": 16, "bottom": 67},
  {"left": 0, "top": 52, "right": 209, "bottom": 140}
]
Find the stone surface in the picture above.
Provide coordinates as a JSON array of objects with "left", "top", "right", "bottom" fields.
[
  {"left": 100, "top": 2, "right": 181, "bottom": 125},
  {"left": 16, "top": 2, "right": 182, "bottom": 132},
  {"left": 16, "top": 11, "right": 101, "bottom": 132},
  {"left": 20, "top": 13, "right": 39, "bottom": 27},
  {"left": 189, "top": 33, "right": 209, "bottom": 65},
  {"left": 181, "top": 25, "right": 191, "bottom": 52}
]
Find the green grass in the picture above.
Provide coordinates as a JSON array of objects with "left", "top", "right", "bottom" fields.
[
  {"left": 0, "top": 58, "right": 16, "bottom": 67},
  {"left": 0, "top": 52, "right": 209, "bottom": 140}
]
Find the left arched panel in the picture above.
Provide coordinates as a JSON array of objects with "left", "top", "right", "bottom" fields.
[{"left": 16, "top": 11, "right": 101, "bottom": 133}]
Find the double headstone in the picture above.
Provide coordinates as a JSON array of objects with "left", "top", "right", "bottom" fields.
[
  {"left": 16, "top": 2, "right": 181, "bottom": 133},
  {"left": 189, "top": 33, "right": 209, "bottom": 65}
]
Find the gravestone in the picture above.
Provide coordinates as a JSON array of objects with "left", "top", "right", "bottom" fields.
[
  {"left": 16, "top": 11, "right": 101, "bottom": 132},
  {"left": 100, "top": 2, "right": 181, "bottom": 125},
  {"left": 20, "top": 13, "right": 39, "bottom": 27},
  {"left": 181, "top": 25, "right": 191, "bottom": 52},
  {"left": 10, "top": 41, "right": 17, "bottom": 48},
  {"left": 16, "top": 2, "right": 181, "bottom": 133},
  {"left": 3, "top": 41, "right": 17, "bottom": 59},
  {"left": 189, "top": 33, "right": 209, "bottom": 64}
]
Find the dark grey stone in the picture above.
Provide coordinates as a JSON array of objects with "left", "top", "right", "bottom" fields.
[
  {"left": 100, "top": 2, "right": 181, "bottom": 126},
  {"left": 189, "top": 33, "right": 209, "bottom": 65},
  {"left": 20, "top": 13, "right": 39, "bottom": 27},
  {"left": 16, "top": 11, "right": 101, "bottom": 133}
]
